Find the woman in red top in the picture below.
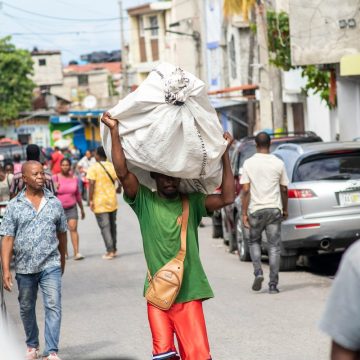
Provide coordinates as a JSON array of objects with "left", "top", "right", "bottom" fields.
[
  {"left": 51, "top": 147, "right": 64, "bottom": 175},
  {"left": 54, "top": 158, "right": 85, "bottom": 260}
]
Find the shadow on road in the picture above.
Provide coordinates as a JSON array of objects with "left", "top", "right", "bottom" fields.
[{"left": 304, "top": 252, "right": 343, "bottom": 277}]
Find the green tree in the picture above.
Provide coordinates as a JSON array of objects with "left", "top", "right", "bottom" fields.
[{"left": 0, "top": 36, "right": 35, "bottom": 123}]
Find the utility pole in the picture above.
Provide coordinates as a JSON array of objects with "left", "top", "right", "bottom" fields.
[
  {"left": 269, "top": 0, "right": 284, "bottom": 131},
  {"left": 256, "top": 1, "right": 273, "bottom": 130},
  {"left": 119, "top": 0, "right": 128, "bottom": 98}
]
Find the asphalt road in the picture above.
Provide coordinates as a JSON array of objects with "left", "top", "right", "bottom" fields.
[{"left": 4, "top": 195, "right": 338, "bottom": 360}]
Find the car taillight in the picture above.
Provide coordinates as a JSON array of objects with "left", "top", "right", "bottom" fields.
[
  {"left": 288, "top": 189, "right": 317, "bottom": 198},
  {"left": 295, "top": 223, "right": 320, "bottom": 229}
]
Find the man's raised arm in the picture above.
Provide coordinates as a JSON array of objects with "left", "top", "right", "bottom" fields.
[
  {"left": 205, "top": 132, "right": 235, "bottom": 212},
  {"left": 101, "top": 112, "right": 139, "bottom": 199}
]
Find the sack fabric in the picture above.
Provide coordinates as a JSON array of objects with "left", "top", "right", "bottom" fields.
[{"left": 101, "top": 62, "right": 227, "bottom": 194}]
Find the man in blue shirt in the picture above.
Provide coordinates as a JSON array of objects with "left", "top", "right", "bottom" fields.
[{"left": 0, "top": 161, "right": 67, "bottom": 360}]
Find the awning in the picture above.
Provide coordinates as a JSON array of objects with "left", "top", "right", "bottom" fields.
[
  {"left": 340, "top": 54, "right": 360, "bottom": 76},
  {"left": 62, "top": 124, "right": 84, "bottom": 136},
  {"left": 210, "top": 98, "right": 247, "bottom": 109}
]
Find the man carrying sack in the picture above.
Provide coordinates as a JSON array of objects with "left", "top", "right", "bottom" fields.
[{"left": 101, "top": 112, "right": 234, "bottom": 360}]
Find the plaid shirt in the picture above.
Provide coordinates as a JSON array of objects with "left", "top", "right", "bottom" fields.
[{"left": 9, "top": 170, "right": 55, "bottom": 197}]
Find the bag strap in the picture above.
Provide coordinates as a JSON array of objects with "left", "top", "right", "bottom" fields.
[
  {"left": 98, "top": 161, "right": 115, "bottom": 184},
  {"left": 147, "top": 194, "right": 189, "bottom": 281},
  {"left": 176, "top": 195, "right": 189, "bottom": 262}
]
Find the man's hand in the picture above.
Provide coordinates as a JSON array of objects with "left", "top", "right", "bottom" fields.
[
  {"left": 3, "top": 271, "right": 13, "bottom": 292},
  {"left": 282, "top": 210, "right": 288, "bottom": 220},
  {"left": 101, "top": 112, "right": 118, "bottom": 131},
  {"left": 89, "top": 201, "right": 95, "bottom": 212},
  {"left": 223, "top": 132, "right": 234, "bottom": 152},
  {"left": 242, "top": 214, "right": 250, "bottom": 229}
]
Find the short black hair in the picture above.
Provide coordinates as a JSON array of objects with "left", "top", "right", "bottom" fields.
[
  {"left": 61, "top": 158, "right": 71, "bottom": 166},
  {"left": 255, "top": 132, "right": 271, "bottom": 148},
  {"left": 26, "top": 144, "right": 40, "bottom": 161},
  {"left": 13, "top": 154, "right": 21, "bottom": 162},
  {"left": 96, "top": 146, "right": 107, "bottom": 160}
]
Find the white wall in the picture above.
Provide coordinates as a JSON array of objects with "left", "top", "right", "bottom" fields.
[
  {"left": 306, "top": 94, "right": 333, "bottom": 141},
  {"left": 337, "top": 77, "right": 360, "bottom": 141},
  {"left": 283, "top": 69, "right": 337, "bottom": 141},
  {"left": 32, "top": 54, "right": 63, "bottom": 86}
]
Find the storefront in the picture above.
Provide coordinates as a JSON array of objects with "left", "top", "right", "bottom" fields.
[{"left": 50, "top": 110, "right": 103, "bottom": 154}]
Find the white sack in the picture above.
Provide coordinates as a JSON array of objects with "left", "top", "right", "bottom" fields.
[{"left": 101, "top": 62, "right": 227, "bottom": 194}]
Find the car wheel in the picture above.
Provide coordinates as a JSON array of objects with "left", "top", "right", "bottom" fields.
[
  {"left": 212, "top": 211, "right": 223, "bottom": 239},
  {"left": 235, "top": 214, "right": 251, "bottom": 261},
  {"left": 279, "top": 255, "right": 297, "bottom": 271},
  {"left": 212, "top": 224, "right": 223, "bottom": 239}
]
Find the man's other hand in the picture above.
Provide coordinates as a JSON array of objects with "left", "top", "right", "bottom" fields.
[
  {"left": 223, "top": 132, "right": 234, "bottom": 151},
  {"left": 3, "top": 271, "right": 13, "bottom": 292},
  {"left": 101, "top": 112, "right": 118, "bottom": 131},
  {"left": 242, "top": 214, "right": 250, "bottom": 229}
]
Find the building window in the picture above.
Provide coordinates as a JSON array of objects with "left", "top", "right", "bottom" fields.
[
  {"left": 149, "top": 15, "right": 158, "bottom": 37},
  {"left": 229, "top": 35, "right": 237, "bottom": 79},
  {"left": 39, "top": 59, "right": 46, "bottom": 66},
  {"left": 78, "top": 74, "right": 89, "bottom": 86}
]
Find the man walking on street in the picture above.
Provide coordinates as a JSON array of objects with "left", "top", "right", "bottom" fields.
[
  {"left": 101, "top": 112, "right": 235, "bottom": 360},
  {"left": 87, "top": 146, "right": 119, "bottom": 260},
  {"left": 10, "top": 144, "right": 56, "bottom": 198},
  {"left": 0, "top": 161, "right": 67, "bottom": 360},
  {"left": 241, "top": 132, "right": 289, "bottom": 294}
]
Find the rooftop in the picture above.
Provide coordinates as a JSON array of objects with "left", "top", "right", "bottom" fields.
[{"left": 63, "top": 62, "right": 122, "bottom": 75}]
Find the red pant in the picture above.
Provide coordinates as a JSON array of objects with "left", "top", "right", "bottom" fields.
[{"left": 147, "top": 300, "right": 212, "bottom": 360}]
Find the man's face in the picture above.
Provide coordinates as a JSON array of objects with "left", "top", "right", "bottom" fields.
[
  {"left": 23, "top": 163, "right": 45, "bottom": 190},
  {"left": 154, "top": 173, "right": 180, "bottom": 199},
  {"left": 85, "top": 150, "right": 91, "bottom": 159}
]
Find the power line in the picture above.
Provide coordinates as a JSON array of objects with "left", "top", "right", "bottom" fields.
[
  {"left": 1, "top": 1, "right": 122, "bottom": 22},
  {"left": 9, "top": 30, "right": 123, "bottom": 37}
]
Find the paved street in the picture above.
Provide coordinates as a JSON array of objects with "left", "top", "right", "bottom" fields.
[{"left": 5, "top": 195, "right": 335, "bottom": 360}]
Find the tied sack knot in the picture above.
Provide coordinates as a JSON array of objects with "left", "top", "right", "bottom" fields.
[{"left": 164, "top": 67, "right": 192, "bottom": 105}]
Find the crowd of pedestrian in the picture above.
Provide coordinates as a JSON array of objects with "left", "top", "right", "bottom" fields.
[
  {"left": 0, "top": 143, "right": 121, "bottom": 359},
  {"left": 0, "top": 127, "right": 359, "bottom": 360}
]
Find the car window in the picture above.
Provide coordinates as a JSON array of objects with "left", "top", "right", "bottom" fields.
[{"left": 294, "top": 151, "right": 360, "bottom": 181}]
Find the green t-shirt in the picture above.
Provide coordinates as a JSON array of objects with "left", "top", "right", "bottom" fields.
[{"left": 124, "top": 184, "right": 214, "bottom": 303}]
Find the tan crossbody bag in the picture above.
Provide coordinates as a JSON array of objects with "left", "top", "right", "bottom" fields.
[{"left": 145, "top": 195, "right": 189, "bottom": 311}]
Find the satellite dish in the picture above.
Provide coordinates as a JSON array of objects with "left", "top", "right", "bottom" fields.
[{"left": 82, "top": 95, "right": 97, "bottom": 109}]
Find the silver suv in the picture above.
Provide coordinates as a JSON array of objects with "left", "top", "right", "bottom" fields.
[{"left": 235, "top": 141, "right": 360, "bottom": 270}]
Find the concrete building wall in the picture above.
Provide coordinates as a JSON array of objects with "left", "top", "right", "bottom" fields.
[
  {"left": 289, "top": 0, "right": 360, "bottom": 66},
  {"left": 169, "top": 0, "right": 206, "bottom": 80},
  {"left": 52, "top": 71, "right": 110, "bottom": 105},
  {"left": 32, "top": 54, "right": 63, "bottom": 86},
  {"left": 127, "top": 2, "right": 172, "bottom": 84}
]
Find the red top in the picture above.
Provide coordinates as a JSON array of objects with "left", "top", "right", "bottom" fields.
[
  {"left": 51, "top": 151, "right": 64, "bottom": 174},
  {"left": 53, "top": 175, "right": 81, "bottom": 209}
]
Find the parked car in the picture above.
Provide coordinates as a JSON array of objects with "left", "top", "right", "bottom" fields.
[
  {"left": 234, "top": 141, "right": 360, "bottom": 270},
  {"left": 216, "top": 132, "right": 323, "bottom": 253}
]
